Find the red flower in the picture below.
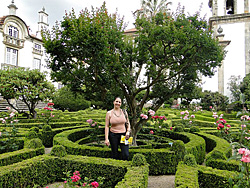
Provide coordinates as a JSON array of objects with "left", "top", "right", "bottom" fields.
[
  {"left": 149, "top": 130, "right": 154, "bottom": 134},
  {"left": 47, "top": 102, "right": 54, "bottom": 106}
]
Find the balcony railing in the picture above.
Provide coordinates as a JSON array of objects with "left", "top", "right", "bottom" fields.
[{"left": 3, "top": 34, "right": 24, "bottom": 49}]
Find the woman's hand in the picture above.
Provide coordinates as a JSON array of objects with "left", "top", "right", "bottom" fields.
[
  {"left": 125, "top": 132, "right": 130, "bottom": 140},
  {"left": 105, "top": 139, "right": 110, "bottom": 146}
]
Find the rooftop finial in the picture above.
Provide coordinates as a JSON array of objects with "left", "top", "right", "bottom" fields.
[
  {"left": 11, "top": 0, "right": 14, "bottom": 4},
  {"left": 42, "top": 6, "right": 45, "bottom": 12}
]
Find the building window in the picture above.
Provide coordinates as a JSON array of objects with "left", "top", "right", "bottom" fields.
[
  {"left": 6, "top": 47, "right": 18, "bottom": 66},
  {"left": 35, "top": 43, "right": 41, "bottom": 50},
  {"left": 33, "top": 58, "right": 41, "bottom": 70},
  {"left": 226, "top": 0, "right": 234, "bottom": 14},
  {"left": 8, "top": 26, "right": 18, "bottom": 38}
]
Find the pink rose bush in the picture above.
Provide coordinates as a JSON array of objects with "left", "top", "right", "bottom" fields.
[
  {"left": 180, "top": 110, "right": 195, "bottom": 127},
  {"left": 86, "top": 119, "right": 101, "bottom": 145},
  {"left": 63, "top": 170, "right": 103, "bottom": 188},
  {"left": 40, "top": 102, "right": 55, "bottom": 125}
]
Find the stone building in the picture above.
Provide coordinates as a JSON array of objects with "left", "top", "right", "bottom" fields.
[
  {"left": 206, "top": 0, "right": 250, "bottom": 97},
  {"left": 0, "top": 0, "right": 49, "bottom": 74}
]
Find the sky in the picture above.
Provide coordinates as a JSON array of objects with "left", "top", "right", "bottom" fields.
[{"left": 0, "top": 0, "right": 212, "bottom": 34}]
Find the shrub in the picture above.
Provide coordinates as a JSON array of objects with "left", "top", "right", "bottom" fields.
[
  {"left": 172, "top": 140, "right": 185, "bottom": 161},
  {"left": 206, "top": 150, "right": 227, "bottom": 163},
  {"left": 25, "top": 138, "right": 43, "bottom": 149},
  {"left": 132, "top": 153, "right": 147, "bottom": 166},
  {"left": 42, "top": 124, "right": 52, "bottom": 132},
  {"left": 50, "top": 145, "right": 67, "bottom": 157},
  {"left": 189, "top": 126, "right": 200, "bottom": 133},
  {"left": 29, "top": 127, "right": 39, "bottom": 133},
  {"left": 183, "top": 154, "right": 197, "bottom": 167},
  {"left": 25, "top": 131, "right": 38, "bottom": 139},
  {"left": 174, "top": 126, "right": 184, "bottom": 132}
]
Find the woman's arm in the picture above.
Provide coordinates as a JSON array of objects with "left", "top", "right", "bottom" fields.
[
  {"left": 105, "top": 111, "right": 110, "bottom": 146},
  {"left": 125, "top": 111, "right": 131, "bottom": 139}
]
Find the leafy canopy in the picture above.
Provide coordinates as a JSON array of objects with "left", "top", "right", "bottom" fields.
[
  {"left": 42, "top": 3, "right": 224, "bottom": 139},
  {"left": 0, "top": 67, "right": 55, "bottom": 118}
]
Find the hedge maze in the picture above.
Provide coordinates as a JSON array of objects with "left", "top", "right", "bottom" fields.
[{"left": 0, "top": 108, "right": 246, "bottom": 187}]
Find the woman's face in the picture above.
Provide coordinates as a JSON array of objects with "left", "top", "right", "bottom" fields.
[{"left": 113, "top": 98, "right": 122, "bottom": 108}]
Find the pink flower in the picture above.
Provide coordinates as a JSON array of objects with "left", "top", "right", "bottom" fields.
[
  {"left": 180, "top": 111, "right": 185, "bottom": 115},
  {"left": 82, "top": 183, "right": 87, "bottom": 186},
  {"left": 191, "top": 115, "right": 195, "bottom": 118},
  {"left": 170, "top": 127, "right": 173, "bottom": 131},
  {"left": 217, "top": 127, "right": 220, "bottom": 130},
  {"left": 226, "top": 124, "right": 231, "bottom": 128},
  {"left": 0, "top": 132, "right": 1, "bottom": 136},
  {"left": 64, "top": 181, "right": 67, "bottom": 183},
  {"left": 189, "top": 120, "right": 192, "bottom": 124},
  {"left": 238, "top": 148, "right": 247, "bottom": 155},
  {"left": 149, "top": 130, "right": 154, "bottom": 134},
  {"left": 241, "top": 155, "right": 250, "bottom": 163},
  {"left": 148, "top": 109, "right": 155, "bottom": 116},
  {"left": 87, "top": 119, "right": 93, "bottom": 124},
  {"left": 209, "top": 106, "right": 213, "bottom": 109},
  {"left": 141, "top": 114, "right": 148, "bottom": 119},
  {"left": 159, "top": 126, "right": 162, "bottom": 128},
  {"left": 91, "top": 181, "right": 99, "bottom": 188}
]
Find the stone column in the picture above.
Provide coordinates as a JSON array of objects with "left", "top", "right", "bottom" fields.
[
  {"left": 245, "top": 22, "right": 250, "bottom": 74},
  {"left": 216, "top": 26, "right": 231, "bottom": 95},
  {"left": 245, "top": 0, "right": 249, "bottom": 13}
]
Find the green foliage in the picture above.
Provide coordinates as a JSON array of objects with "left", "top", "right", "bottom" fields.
[
  {"left": 25, "top": 138, "right": 43, "bottom": 149},
  {"left": 171, "top": 140, "right": 186, "bottom": 161},
  {"left": 42, "top": 2, "right": 224, "bottom": 142},
  {"left": 131, "top": 153, "right": 147, "bottom": 166},
  {"left": 175, "top": 162, "right": 198, "bottom": 188},
  {"left": 25, "top": 131, "right": 38, "bottom": 139},
  {"left": 189, "top": 126, "right": 200, "bottom": 133},
  {"left": 42, "top": 124, "right": 52, "bottom": 131},
  {"left": 200, "top": 90, "right": 229, "bottom": 111},
  {"left": 0, "top": 155, "right": 146, "bottom": 188},
  {"left": 29, "top": 127, "right": 39, "bottom": 133},
  {"left": 183, "top": 154, "right": 197, "bottom": 167},
  {"left": 0, "top": 67, "right": 55, "bottom": 118},
  {"left": 50, "top": 145, "right": 67, "bottom": 157},
  {"left": 53, "top": 86, "right": 91, "bottom": 111},
  {"left": 173, "top": 126, "right": 184, "bottom": 132}
]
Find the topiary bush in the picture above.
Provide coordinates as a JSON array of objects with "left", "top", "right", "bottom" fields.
[
  {"left": 132, "top": 153, "right": 147, "bottom": 166},
  {"left": 183, "top": 154, "right": 197, "bottom": 167},
  {"left": 25, "top": 138, "right": 43, "bottom": 149},
  {"left": 50, "top": 145, "right": 67, "bottom": 157},
  {"left": 171, "top": 140, "right": 186, "bottom": 161},
  {"left": 189, "top": 126, "right": 200, "bottom": 133},
  {"left": 25, "top": 131, "right": 38, "bottom": 139},
  {"left": 42, "top": 125, "right": 52, "bottom": 132},
  {"left": 29, "top": 127, "right": 39, "bottom": 133},
  {"left": 174, "top": 126, "right": 184, "bottom": 132}
]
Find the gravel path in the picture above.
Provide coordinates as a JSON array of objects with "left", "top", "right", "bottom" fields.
[{"left": 148, "top": 175, "right": 175, "bottom": 188}]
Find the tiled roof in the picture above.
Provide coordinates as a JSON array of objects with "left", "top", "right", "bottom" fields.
[
  {"left": 124, "top": 28, "right": 137, "bottom": 33},
  {"left": 0, "top": 16, "right": 7, "bottom": 25}
]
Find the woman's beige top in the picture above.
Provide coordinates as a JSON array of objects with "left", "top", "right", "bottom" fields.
[{"left": 110, "top": 109, "right": 126, "bottom": 133}]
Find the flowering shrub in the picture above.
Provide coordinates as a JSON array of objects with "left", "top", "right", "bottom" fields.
[
  {"left": 0, "top": 107, "right": 19, "bottom": 153},
  {"left": 180, "top": 110, "right": 195, "bottom": 128},
  {"left": 215, "top": 117, "right": 231, "bottom": 140},
  {"left": 86, "top": 119, "right": 101, "bottom": 145},
  {"left": 63, "top": 170, "right": 104, "bottom": 188},
  {"left": 39, "top": 102, "right": 55, "bottom": 125}
]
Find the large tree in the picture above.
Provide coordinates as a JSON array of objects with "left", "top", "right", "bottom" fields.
[
  {"left": 42, "top": 3, "right": 224, "bottom": 143},
  {"left": 0, "top": 67, "right": 55, "bottom": 118}
]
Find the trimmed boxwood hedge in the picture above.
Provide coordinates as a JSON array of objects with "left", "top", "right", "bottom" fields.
[
  {"left": 53, "top": 127, "right": 206, "bottom": 175},
  {"left": 0, "top": 154, "right": 149, "bottom": 188},
  {"left": 175, "top": 162, "right": 199, "bottom": 188},
  {"left": 195, "top": 132, "right": 232, "bottom": 162},
  {"left": 0, "top": 147, "right": 44, "bottom": 167},
  {"left": 175, "top": 162, "right": 238, "bottom": 188}
]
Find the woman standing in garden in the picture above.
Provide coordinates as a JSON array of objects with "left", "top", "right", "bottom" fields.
[{"left": 105, "top": 97, "right": 131, "bottom": 160}]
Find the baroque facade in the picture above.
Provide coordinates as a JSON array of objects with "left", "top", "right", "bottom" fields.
[{"left": 0, "top": 0, "right": 50, "bottom": 75}]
